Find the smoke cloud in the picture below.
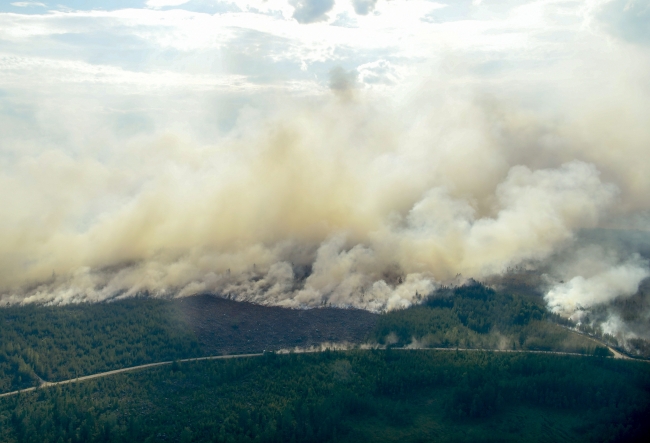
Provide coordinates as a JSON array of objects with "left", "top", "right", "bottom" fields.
[
  {"left": 0, "top": 94, "right": 628, "bottom": 312},
  {"left": 545, "top": 258, "right": 650, "bottom": 320},
  {"left": 0, "top": 1, "right": 649, "bottom": 346}
]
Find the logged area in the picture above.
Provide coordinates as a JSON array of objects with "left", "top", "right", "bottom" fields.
[{"left": 1, "top": 350, "right": 649, "bottom": 443}]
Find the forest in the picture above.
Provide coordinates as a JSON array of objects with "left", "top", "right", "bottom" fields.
[
  {"left": 0, "top": 298, "right": 203, "bottom": 393},
  {"left": 1, "top": 350, "right": 649, "bottom": 442},
  {"left": 0, "top": 284, "right": 647, "bottom": 441},
  {"left": 0, "top": 283, "right": 612, "bottom": 395},
  {"left": 373, "top": 282, "right": 606, "bottom": 354}
]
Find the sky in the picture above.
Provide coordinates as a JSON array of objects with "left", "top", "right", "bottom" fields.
[{"left": 1, "top": 0, "right": 650, "bottom": 338}]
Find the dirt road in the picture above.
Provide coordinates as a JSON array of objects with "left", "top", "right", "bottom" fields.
[
  {"left": 2, "top": 346, "right": 641, "bottom": 399},
  {"left": 0, "top": 353, "right": 263, "bottom": 399}
]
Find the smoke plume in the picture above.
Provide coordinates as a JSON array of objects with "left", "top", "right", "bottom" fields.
[
  {"left": 1, "top": 1, "right": 650, "bottom": 347},
  {"left": 0, "top": 93, "right": 638, "bottom": 313}
]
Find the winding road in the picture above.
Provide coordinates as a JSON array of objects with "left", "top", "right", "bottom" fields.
[{"left": 0, "top": 343, "right": 636, "bottom": 399}]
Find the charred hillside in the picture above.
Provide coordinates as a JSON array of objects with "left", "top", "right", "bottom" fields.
[{"left": 176, "top": 295, "right": 379, "bottom": 355}]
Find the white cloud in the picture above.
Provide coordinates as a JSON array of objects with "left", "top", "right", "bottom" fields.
[
  {"left": 0, "top": 54, "right": 257, "bottom": 91},
  {"left": 357, "top": 60, "right": 403, "bottom": 87},
  {"left": 10, "top": 2, "right": 46, "bottom": 7},
  {"left": 352, "top": 0, "right": 377, "bottom": 16},
  {"left": 146, "top": 0, "right": 191, "bottom": 8},
  {"left": 290, "top": 0, "right": 335, "bottom": 24}
]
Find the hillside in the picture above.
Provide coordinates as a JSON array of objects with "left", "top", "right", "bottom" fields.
[
  {"left": 0, "top": 296, "right": 378, "bottom": 394},
  {"left": 178, "top": 295, "right": 378, "bottom": 355},
  {"left": 1, "top": 284, "right": 648, "bottom": 442},
  {"left": 374, "top": 283, "right": 606, "bottom": 355},
  {"left": 1, "top": 284, "right": 621, "bottom": 395}
]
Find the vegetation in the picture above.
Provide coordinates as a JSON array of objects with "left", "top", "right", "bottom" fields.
[
  {"left": 0, "top": 298, "right": 202, "bottom": 393},
  {"left": 0, "top": 283, "right": 614, "bottom": 395},
  {"left": 373, "top": 282, "right": 606, "bottom": 355},
  {"left": 0, "top": 284, "right": 646, "bottom": 441},
  {"left": 1, "top": 350, "right": 648, "bottom": 443}
]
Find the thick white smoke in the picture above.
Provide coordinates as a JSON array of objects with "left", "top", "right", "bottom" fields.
[
  {"left": 545, "top": 258, "right": 650, "bottom": 320},
  {"left": 1, "top": 0, "right": 649, "bottom": 326},
  {"left": 0, "top": 101, "right": 622, "bottom": 312}
]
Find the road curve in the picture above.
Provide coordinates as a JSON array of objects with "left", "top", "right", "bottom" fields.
[
  {"left": 556, "top": 325, "right": 629, "bottom": 359},
  {"left": 0, "top": 353, "right": 263, "bottom": 399},
  {"left": 0, "top": 346, "right": 640, "bottom": 399}
]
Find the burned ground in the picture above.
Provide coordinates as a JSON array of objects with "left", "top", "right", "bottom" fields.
[{"left": 175, "top": 295, "right": 379, "bottom": 355}]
